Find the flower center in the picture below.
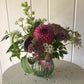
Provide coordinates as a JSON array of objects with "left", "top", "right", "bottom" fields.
[{"left": 41, "top": 28, "right": 48, "bottom": 34}]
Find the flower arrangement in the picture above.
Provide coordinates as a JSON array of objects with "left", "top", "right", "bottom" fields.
[{"left": 2, "top": 2, "right": 82, "bottom": 76}]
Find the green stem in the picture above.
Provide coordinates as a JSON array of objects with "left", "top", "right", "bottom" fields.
[
  {"left": 21, "top": 51, "right": 27, "bottom": 52},
  {"left": 64, "top": 42, "right": 71, "bottom": 46},
  {"left": 12, "top": 35, "right": 16, "bottom": 48}
]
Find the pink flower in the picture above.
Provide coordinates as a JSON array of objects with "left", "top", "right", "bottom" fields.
[
  {"left": 39, "top": 60, "right": 51, "bottom": 68},
  {"left": 33, "top": 25, "right": 55, "bottom": 44}
]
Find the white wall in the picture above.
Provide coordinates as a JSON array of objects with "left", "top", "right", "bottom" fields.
[
  {"left": 0, "top": 0, "right": 84, "bottom": 81},
  {"left": 73, "top": 0, "right": 84, "bottom": 68}
]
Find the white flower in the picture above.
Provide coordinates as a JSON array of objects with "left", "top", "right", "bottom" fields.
[
  {"left": 43, "top": 43, "right": 48, "bottom": 48},
  {"left": 48, "top": 45, "right": 54, "bottom": 54},
  {"left": 43, "top": 43, "right": 54, "bottom": 54}
]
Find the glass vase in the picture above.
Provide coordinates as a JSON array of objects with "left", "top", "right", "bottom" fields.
[{"left": 32, "top": 60, "right": 54, "bottom": 78}]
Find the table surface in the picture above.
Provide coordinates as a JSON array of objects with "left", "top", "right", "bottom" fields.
[{"left": 2, "top": 60, "right": 84, "bottom": 84}]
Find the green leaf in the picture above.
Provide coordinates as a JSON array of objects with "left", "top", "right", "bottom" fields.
[
  {"left": 20, "top": 46, "right": 24, "bottom": 50},
  {"left": 24, "top": 12, "right": 28, "bottom": 15},
  {"left": 15, "top": 21, "right": 18, "bottom": 25},
  {"left": 31, "top": 11, "right": 35, "bottom": 15},
  {"left": 60, "top": 50, "right": 68, "bottom": 54},
  {"left": 24, "top": 8, "right": 28, "bottom": 12},
  {"left": 21, "top": 2, "right": 28, "bottom": 7},
  {"left": 59, "top": 51, "right": 63, "bottom": 58},
  {"left": 52, "top": 41, "right": 59, "bottom": 50},
  {"left": 59, "top": 46, "right": 63, "bottom": 50},
  {"left": 6, "top": 39, "right": 24, "bottom": 53},
  {"left": 28, "top": 19, "right": 44, "bottom": 37},
  {"left": 6, "top": 45, "right": 14, "bottom": 53},
  {"left": 21, "top": 55, "right": 33, "bottom": 73},
  {"left": 59, "top": 50, "right": 68, "bottom": 58},
  {"left": 9, "top": 57, "right": 12, "bottom": 62},
  {"left": 23, "top": 34, "right": 29, "bottom": 39},
  {"left": 1, "top": 35, "right": 9, "bottom": 41},
  {"left": 12, "top": 35, "right": 16, "bottom": 48},
  {"left": 21, "top": 3, "right": 25, "bottom": 7},
  {"left": 11, "top": 51, "right": 20, "bottom": 59},
  {"left": 17, "top": 53, "right": 21, "bottom": 59},
  {"left": 52, "top": 52, "right": 59, "bottom": 59},
  {"left": 11, "top": 52, "right": 17, "bottom": 57},
  {"left": 18, "top": 17, "right": 24, "bottom": 22}
]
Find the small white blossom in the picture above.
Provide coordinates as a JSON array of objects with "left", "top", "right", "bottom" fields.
[
  {"left": 48, "top": 45, "right": 53, "bottom": 48},
  {"left": 45, "top": 48, "right": 49, "bottom": 52},
  {"left": 43, "top": 43, "right": 54, "bottom": 54},
  {"left": 43, "top": 43, "right": 48, "bottom": 48}
]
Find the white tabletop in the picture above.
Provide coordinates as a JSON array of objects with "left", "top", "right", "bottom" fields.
[{"left": 2, "top": 60, "right": 84, "bottom": 84}]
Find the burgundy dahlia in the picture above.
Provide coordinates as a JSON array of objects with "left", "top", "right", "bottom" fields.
[
  {"left": 56, "top": 33, "right": 67, "bottom": 41},
  {"left": 48, "top": 23, "right": 69, "bottom": 41},
  {"left": 33, "top": 25, "right": 55, "bottom": 44},
  {"left": 24, "top": 37, "right": 33, "bottom": 51}
]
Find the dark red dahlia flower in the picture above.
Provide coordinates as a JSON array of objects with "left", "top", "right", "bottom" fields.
[
  {"left": 56, "top": 33, "right": 67, "bottom": 41},
  {"left": 24, "top": 37, "right": 33, "bottom": 51},
  {"left": 48, "top": 23, "right": 69, "bottom": 41},
  {"left": 33, "top": 25, "right": 55, "bottom": 44}
]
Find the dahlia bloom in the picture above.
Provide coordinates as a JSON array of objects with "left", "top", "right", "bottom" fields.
[
  {"left": 33, "top": 25, "right": 55, "bottom": 44},
  {"left": 48, "top": 23, "right": 69, "bottom": 41},
  {"left": 56, "top": 33, "right": 67, "bottom": 41}
]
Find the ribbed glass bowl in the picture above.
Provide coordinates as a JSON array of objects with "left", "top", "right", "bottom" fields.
[{"left": 32, "top": 60, "right": 54, "bottom": 77}]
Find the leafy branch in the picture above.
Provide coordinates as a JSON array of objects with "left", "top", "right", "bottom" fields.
[
  {"left": 66, "top": 27, "right": 82, "bottom": 48},
  {"left": 1, "top": 2, "right": 47, "bottom": 74},
  {"left": 52, "top": 40, "right": 68, "bottom": 59}
]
